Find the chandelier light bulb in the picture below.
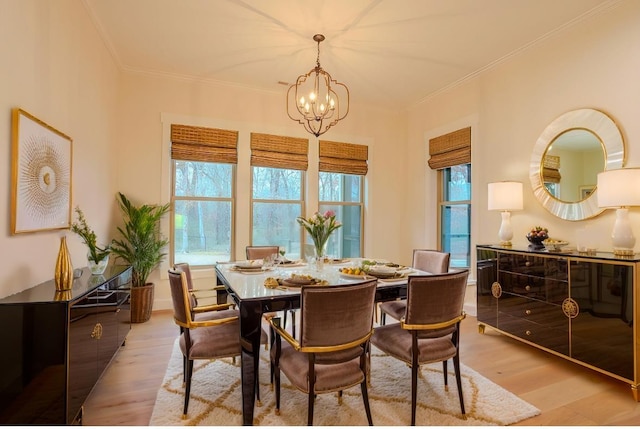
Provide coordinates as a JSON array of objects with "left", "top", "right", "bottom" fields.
[{"left": 298, "top": 96, "right": 305, "bottom": 107}]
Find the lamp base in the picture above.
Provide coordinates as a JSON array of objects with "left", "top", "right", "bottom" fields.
[
  {"left": 613, "top": 248, "right": 635, "bottom": 257},
  {"left": 611, "top": 208, "right": 636, "bottom": 257},
  {"left": 497, "top": 211, "right": 514, "bottom": 246}
]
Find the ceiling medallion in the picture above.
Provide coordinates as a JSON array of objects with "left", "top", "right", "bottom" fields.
[{"left": 286, "top": 34, "right": 349, "bottom": 137}]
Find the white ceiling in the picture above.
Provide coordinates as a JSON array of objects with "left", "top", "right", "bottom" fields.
[{"left": 83, "top": 0, "right": 614, "bottom": 109}]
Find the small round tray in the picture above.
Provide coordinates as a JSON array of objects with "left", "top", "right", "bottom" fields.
[{"left": 543, "top": 241, "right": 569, "bottom": 252}]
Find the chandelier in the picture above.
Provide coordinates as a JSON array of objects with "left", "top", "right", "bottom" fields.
[{"left": 287, "top": 34, "right": 349, "bottom": 137}]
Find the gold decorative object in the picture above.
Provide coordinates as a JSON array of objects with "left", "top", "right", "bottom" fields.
[
  {"left": 491, "top": 281, "right": 502, "bottom": 298},
  {"left": 562, "top": 298, "right": 579, "bottom": 318},
  {"left": 53, "top": 290, "right": 72, "bottom": 301},
  {"left": 54, "top": 236, "right": 74, "bottom": 291}
]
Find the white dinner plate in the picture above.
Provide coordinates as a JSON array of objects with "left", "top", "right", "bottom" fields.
[{"left": 235, "top": 261, "right": 263, "bottom": 269}]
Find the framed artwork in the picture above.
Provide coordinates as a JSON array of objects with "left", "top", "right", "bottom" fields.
[
  {"left": 11, "top": 108, "right": 72, "bottom": 234},
  {"left": 580, "top": 185, "right": 595, "bottom": 199}
]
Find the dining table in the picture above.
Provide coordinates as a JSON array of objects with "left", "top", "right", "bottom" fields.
[{"left": 215, "top": 258, "right": 426, "bottom": 425}]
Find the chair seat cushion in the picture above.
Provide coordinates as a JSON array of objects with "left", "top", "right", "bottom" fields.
[
  {"left": 180, "top": 318, "right": 241, "bottom": 360},
  {"left": 371, "top": 324, "right": 456, "bottom": 365},
  {"left": 379, "top": 300, "right": 406, "bottom": 322},
  {"left": 277, "top": 340, "right": 364, "bottom": 394}
]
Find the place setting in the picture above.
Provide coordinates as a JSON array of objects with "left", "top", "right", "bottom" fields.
[
  {"left": 264, "top": 273, "right": 328, "bottom": 290},
  {"left": 339, "top": 260, "right": 414, "bottom": 282},
  {"left": 230, "top": 260, "right": 271, "bottom": 274}
]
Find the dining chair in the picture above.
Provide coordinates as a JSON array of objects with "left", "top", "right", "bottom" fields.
[
  {"left": 379, "top": 249, "right": 450, "bottom": 325},
  {"left": 246, "top": 245, "right": 298, "bottom": 336},
  {"left": 371, "top": 270, "right": 469, "bottom": 426},
  {"left": 174, "top": 262, "right": 235, "bottom": 313},
  {"left": 269, "top": 279, "right": 378, "bottom": 426},
  {"left": 245, "top": 245, "right": 280, "bottom": 260},
  {"left": 167, "top": 269, "right": 266, "bottom": 419}
]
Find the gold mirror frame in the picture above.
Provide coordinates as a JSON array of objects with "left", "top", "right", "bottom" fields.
[{"left": 529, "top": 108, "right": 624, "bottom": 221}]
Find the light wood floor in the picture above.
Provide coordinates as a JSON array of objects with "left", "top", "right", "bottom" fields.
[{"left": 82, "top": 309, "right": 640, "bottom": 425}]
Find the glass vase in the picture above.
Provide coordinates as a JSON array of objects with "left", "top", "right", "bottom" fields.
[
  {"left": 88, "top": 252, "right": 109, "bottom": 275},
  {"left": 314, "top": 242, "right": 327, "bottom": 272}
]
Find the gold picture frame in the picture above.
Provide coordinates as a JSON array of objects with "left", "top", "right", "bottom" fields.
[
  {"left": 579, "top": 185, "right": 595, "bottom": 200},
  {"left": 11, "top": 108, "right": 72, "bottom": 234}
]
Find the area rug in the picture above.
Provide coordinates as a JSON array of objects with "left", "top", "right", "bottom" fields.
[{"left": 150, "top": 339, "right": 540, "bottom": 426}]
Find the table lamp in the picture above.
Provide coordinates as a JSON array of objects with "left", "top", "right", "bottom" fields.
[
  {"left": 488, "top": 181, "right": 524, "bottom": 246},
  {"left": 597, "top": 168, "right": 640, "bottom": 256}
]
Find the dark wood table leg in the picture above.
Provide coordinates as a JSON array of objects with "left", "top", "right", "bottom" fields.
[{"left": 239, "top": 301, "right": 263, "bottom": 426}]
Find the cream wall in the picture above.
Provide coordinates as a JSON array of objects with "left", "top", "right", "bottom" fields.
[
  {"left": 407, "top": 0, "right": 640, "bottom": 272},
  {"left": 0, "top": 0, "right": 120, "bottom": 297}
]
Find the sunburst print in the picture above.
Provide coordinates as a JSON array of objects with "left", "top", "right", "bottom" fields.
[{"left": 12, "top": 109, "right": 72, "bottom": 233}]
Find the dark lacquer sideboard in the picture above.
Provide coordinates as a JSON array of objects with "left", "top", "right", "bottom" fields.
[
  {"left": 476, "top": 245, "right": 639, "bottom": 400},
  {"left": 0, "top": 265, "right": 132, "bottom": 424}
]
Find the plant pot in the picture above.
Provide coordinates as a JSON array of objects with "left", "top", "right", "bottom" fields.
[{"left": 130, "top": 283, "right": 154, "bottom": 323}]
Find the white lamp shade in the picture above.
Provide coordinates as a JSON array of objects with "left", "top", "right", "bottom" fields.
[
  {"left": 597, "top": 168, "right": 640, "bottom": 208},
  {"left": 488, "top": 181, "right": 524, "bottom": 211}
]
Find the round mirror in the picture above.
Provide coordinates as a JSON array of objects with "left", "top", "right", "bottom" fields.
[{"left": 529, "top": 108, "right": 624, "bottom": 221}]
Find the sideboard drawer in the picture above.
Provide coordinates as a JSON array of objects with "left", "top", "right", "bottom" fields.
[
  {"left": 498, "top": 253, "right": 568, "bottom": 281},
  {"left": 498, "top": 272, "right": 567, "bottom": 304},
  {"left": 497, "top": 312, "right": 569, "bottom": 355},
  {"left": 498, "top": 293, "right": 566, "bottom": 329}
]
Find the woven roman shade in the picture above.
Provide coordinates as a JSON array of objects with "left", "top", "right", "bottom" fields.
[
  {"left": 428, "top": 127, "right": 471, "bottom": 170},
  {"left": 319, "top": 140, "right": 368, "bottom": 175},
  {"left": 250, "top": 133, "right": 309, "bottom": 170},
  {"left": 542, "top": 155, "right": 561, "bottom": 183},
  {"left": 542, "top": 167, "right": 561, "bottom": 183},
  {"left": 171, "top": 124, "right": 238, "bottom": 164}
]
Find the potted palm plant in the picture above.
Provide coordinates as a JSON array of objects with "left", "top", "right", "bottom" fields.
[{"left": 111, "top": 192, "right": 171, "bottom": 323}]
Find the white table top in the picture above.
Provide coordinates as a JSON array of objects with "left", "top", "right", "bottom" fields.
[{"left": 216, "top": 258, "right": 423, "bottom": 301}]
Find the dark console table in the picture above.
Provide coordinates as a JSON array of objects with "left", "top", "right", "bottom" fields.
[
  {"left": 477, "top": 245, "right": 638, "bottom": 400},
  {"left": 0, "top": 265, "right": 132, "bottom": 424}
]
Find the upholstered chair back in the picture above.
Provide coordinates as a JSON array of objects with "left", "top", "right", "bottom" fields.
[
  {"left": 412, "top": 249, "right": 450, "bottom": 274},
  {"left": 404, "top": 270, "right": 469, "bottom": 337},
  {"left": 168, "top": 269, "right": 191, "bottom": 327},
  {"left": 299, "top": 279, "right": 377, "bottom": 349},
  {"left": 246, "top": 245, "right": 280, "bottom": 260}
]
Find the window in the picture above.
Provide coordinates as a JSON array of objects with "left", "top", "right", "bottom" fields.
[
  {"left": 249, "top": 133, "right": 309, "bottom": 260},
  {"left": 173, "top": 161, "right": 234, "bottom": 266},
  {"left": 319, "top": 172, "right": 363, "bottom": 258},
  {"left": 439, "top": 164, "right": 471, "bottom": 268},
  {"left": 251, "top": 167, "right": 304, "bottom": 259},
  {"left": 429, "top": 127, "right": 471, "bottom": 269},
  {"left": 318, "top": 140, "right": 368, "bottom": 258},
  {"left": 170, "top": 124, "right": 238, "bottom": 267}
]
